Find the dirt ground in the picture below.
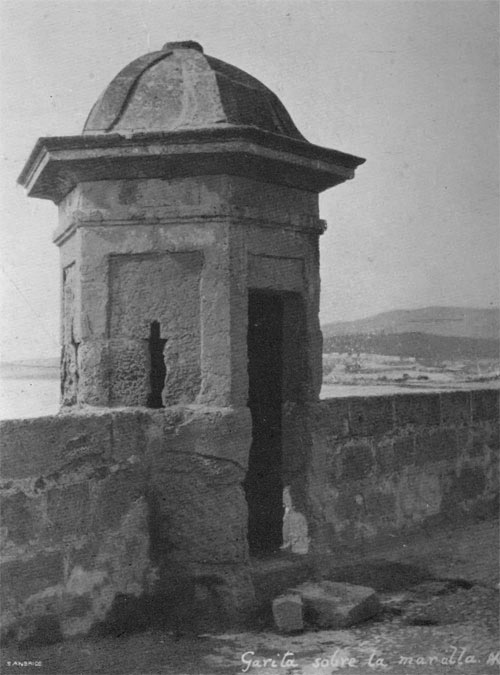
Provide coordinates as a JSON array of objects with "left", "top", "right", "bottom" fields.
[{"left": 2, "top": 518, "right": 499, "bottom": 675}]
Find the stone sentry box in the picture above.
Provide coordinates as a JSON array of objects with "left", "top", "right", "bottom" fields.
[{"left": 17, "top": 40, "right": 364, "bottom": 628}]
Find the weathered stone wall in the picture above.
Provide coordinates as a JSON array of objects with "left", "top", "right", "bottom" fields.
[
  {"left": 308, "top": 389, "right": 499, "bottom": 558},
  {"left": 1, "top": 389, "right": 497, "bottom": 643},
  {"left": 55, "top": 175, "right": 322, "bottom": 410},
  {"left": 11, "top": 37, "right": 371, "bottom": 645},
  {"left": 0, "top": 406, "right": 253, "bottom": 643}
]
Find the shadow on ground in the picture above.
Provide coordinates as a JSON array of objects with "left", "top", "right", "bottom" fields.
[{"left": 1, "top": 519, "right": 498, "bottom": 675}]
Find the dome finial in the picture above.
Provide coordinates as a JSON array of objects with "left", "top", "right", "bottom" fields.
[{"left": 162, "top": 40, "right": 203, "bottom": 53}]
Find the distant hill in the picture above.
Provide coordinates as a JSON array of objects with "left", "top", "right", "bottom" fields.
[
  {"left": 322, "top": 306, "right": 499, "bottom": 340},
  {"left": 323, "top": 332, "right": 499, "bottom": 361}
]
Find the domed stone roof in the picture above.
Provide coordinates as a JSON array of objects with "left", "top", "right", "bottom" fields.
[
  {"left": 19, "top": 40, "right": 365, "bottom": 203},
  {"left": 84, "top": 41, "right": 306, "bottom": 140}
]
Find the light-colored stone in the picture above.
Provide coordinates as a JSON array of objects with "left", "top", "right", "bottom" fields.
[
  {"left": 147, "top": 451, "right": 248, "bottom": 564},
  {"left": 293, "top": 581, "right": 380, "bottom": 629},
  {"left": 8, "top": 37, "right": 366, "bottom": 643},
  {"left": 272, "top": 594, "right": 303, "bottom": 633}
]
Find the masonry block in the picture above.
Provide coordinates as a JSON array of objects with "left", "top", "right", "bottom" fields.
[
  {"left": 74, "top": 340, "right": 110, "bottom": 406},
  {"left": 8, "top": 614, "right": 63, "bottom": 647},
  {"left": 461, "top": 424, "right": 499, "bottom": 459},
  {"left": 468, "top": 428, "right": 487, "bottom": 457},
  {"left": 394, "top": 393, "right": 440, "bottom": 427},
  {"left": 374, "top": 440, "right": 394, "bottom": 474},
  {"left": 392, "top": 435, "right": 415, "bottom": 470},
  {"left": 456, "top": 428, "right": 471, "bottom": 456},
  {"left": 0, "top": 492, "right": 36, "bottom": 545},
  {"left": 490, "top": 423, "right": 499, "bottom": 453},
  {"left": 46, "top": 482, "right": 90, "bottom": 540},
  {"left": 149, "top": 453, "right": 248, "bottom": 564},
  {"left": 67, "top": 539, "right": 100, "bottom": 571},
  {"left": 108, "top": 339, "right": 150, "bottom": 407},
  {"left": 1, "top": 552, "right": 64, "bottom": 606},
  {"left": 364, "top": 490, "right": 396, "bottom": 518},
  {"left": 340, "top": 443, "right": 373, "bottom": 481},
  {"left": 272, "top": 594, "right": 303, "bottom": 633},
  {"left": 454, "top": 465, "right": 486, "bottom": 500},
  {"left": 440, "top": 391, "right": 471, "bottom": 426},
  {"left": 333, "top": 489, "right": 360, "bottom": 521},
  {"left": 63, "top": 595, "right": 93, "bottom": 619},
  {"left": 294, "top": 581, "right": 380, "bottom": 629},
  {"left": 0, "top": 414, "right": 112, "bottom": 480},
  {"left": 91, "top": 465, "right": 146, "bottom": 531},
  {"left": 471, "top": 389, "right": 500, "bottom": 423},
  {"left": 348, "top": 397, "right": 394, "bottom": 437},
  {"left": 415, "top": 429, "right": 457, "bottom": 465},
  {"left": 313, "top": 399, "right": 350, "bottom": 438},
  {"left": 160, "top": 406, "right": 252, "bottom": 471},
  {"left": 110, "top": 410, "right": 147, "bottom": 462}
]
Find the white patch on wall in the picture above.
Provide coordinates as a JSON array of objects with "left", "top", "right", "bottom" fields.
[{"left": 281, "top": 486, "right": 309, "bottom": 554}]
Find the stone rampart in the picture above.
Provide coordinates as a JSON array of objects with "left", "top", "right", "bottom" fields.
[
  {"left": 0, "top": 406, "right": 254, "bottom": 643},
  {"left": 0, "top": 389, "right": 498, "bottom": 643},
  {"left": 308, "top": 389, "right": 499, "bottom": 557}
]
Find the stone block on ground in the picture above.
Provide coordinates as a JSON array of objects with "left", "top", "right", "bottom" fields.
[
  {"left": 272, "top": 594, "right": 303, "bottom": 633},
  {"left": 293, "top": 581, "right": 380, "bottom": 629}
]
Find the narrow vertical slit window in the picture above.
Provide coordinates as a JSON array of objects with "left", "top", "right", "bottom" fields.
[{"left": 147, "top": 320, "right": 167, "bottom": 408}]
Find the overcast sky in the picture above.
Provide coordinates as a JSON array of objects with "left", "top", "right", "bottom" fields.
[{"left": 0, "top": 0, "right": 498, "bottom": 360}]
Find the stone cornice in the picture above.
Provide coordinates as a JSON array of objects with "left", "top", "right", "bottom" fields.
[
  {"left": 52, "top": 213, "right": 327, "bottom": 247},
  {"left": 19, "top": 126, "right": 365, "bottom": 204}
]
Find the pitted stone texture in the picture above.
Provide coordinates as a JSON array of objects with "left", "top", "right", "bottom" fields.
[
  {"left": 293, "top": 581, "right": 380, "bottom": 629},
  {"left": 0, "top": 414, "right": 112, "bottom": 480},
  {"left": 308, "top": 390, "right": 499, "bottom": 553},
  {"left": 1, "top": 552, "right": 64, "bottom": 608},
  {"left": 272, "top": 594, "right": 303, "bottom": 633},
  {"left": 0, "top": 492, "right": 38, "bottom": 546},
  {"left": 169, "top": 407, "right": 252, "bottom": 471},
  {"left": 64, "top": 217, "right": 236, "bottom": 408},
  {"left": 75, "top": 340, "right": 111, "bottom": 407},
  {"left": 61, "top": 262, "right": 78, "bottom": 406},
  {"left": 109, "top": 251, "right": 202, "bottom": 407},
  {"left": 55, "top": 178, "right": 324, "bottom": 408},
  {"left": 46, "top": 483, "right": 90, "bottom": 540},
  {"left": 149, "top": 452, "right": 248, "bottom": 564},
  {"left": 91, "top": 465, "right": 147, "bottom": 532},
  {"left": 1, "top": 493, "right": 154, "bottom": 643},
  {"left": 108, "top": 339, "right": 150, "bottom": 407}
]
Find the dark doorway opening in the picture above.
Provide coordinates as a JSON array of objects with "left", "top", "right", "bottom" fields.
[{"left": 244, "top": 290, "right": 284, "bottom": 556}]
